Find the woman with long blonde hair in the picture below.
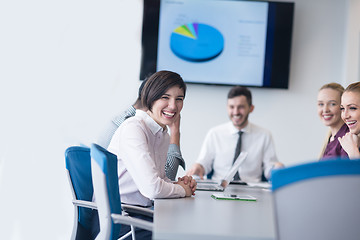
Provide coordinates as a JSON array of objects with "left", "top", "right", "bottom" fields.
[{"left": 317, "top": 83, "right": 349, "bottom": 159}]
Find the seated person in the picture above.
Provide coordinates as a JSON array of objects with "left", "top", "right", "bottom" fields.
[
  {"left": 108, "top": 70, "right": 196, "bottom": 240},
  {"left": 187, "top": 86, "right": 283, "bottom": 182},
  {"left": 98, "top": 79, "right": 185, "bottom": 181},
  {"left": 317, "top": 83, "right": 349, "bottom": 160},
  {"left": 338, "top": 81, "right": 360, "bottom": 159}
]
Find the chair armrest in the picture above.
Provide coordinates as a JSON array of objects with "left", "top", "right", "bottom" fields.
[
  {"left": 72, "top": 200, "right": 97, "bottom": 209},
  {"left": 111, "top": 213, "right": 153, "bottom": 231},
  {"left": 122, "top": 204, "right": 153, "bottom": 218}
]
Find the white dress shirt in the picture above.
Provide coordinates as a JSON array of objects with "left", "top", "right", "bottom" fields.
[
  {"left": 197, "top": 121, "right": 278, "bottom": 182},
  {"left": 108, "top": 110, "right": 185, "bottom": 207}
]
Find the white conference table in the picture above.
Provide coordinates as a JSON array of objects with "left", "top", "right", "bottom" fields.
[{"left": 153, "top": 185, "right": 275, "bottom": 240}]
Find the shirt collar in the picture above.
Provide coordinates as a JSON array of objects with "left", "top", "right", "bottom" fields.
[
  {"left": 136, "top": 110, "right": 167, "bottom": 135},
  {"left": 227, "top": 121, "right": 252, "bottom": 135}
]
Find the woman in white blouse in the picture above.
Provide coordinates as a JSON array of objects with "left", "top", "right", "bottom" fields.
[{"left": 108, "top": 70, "right": 196, "bottom": 240}]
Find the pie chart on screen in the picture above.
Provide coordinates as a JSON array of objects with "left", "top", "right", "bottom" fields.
[{"left": 170, "top": 22, "right": 224, "bottom": 62}]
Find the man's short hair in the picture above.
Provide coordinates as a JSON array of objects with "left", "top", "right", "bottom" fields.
[
  {"left": 141, "top": 70, "right": 187, "bottom": 111},
  {"left": 227, "top": 86, "right": 252, "bottom": 106}
]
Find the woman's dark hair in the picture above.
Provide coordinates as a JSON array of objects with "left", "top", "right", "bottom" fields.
[
  {"left": 227, "top": 86, "right": 252, "bottom": 106},
  {"left": 141, "top": 70, "right": 187, "bottom": 111}
]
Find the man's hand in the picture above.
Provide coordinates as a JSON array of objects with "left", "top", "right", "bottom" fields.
[
  {"left": 273, "top": 162, "right": 284, "bottom": 169},
  {"left": 186, "top": 163, "right": 205, "bottom": 180}
]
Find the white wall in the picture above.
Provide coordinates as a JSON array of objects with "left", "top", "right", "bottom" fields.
[
  {"left": 343, "top": 0, "right": 360, "bottom": 85},
  {"left": 0, "top": 0, "right": 357, "bottom": 239}
]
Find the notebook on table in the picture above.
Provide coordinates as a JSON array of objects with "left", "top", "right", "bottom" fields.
[{"left": 196, "top": 152, "right": 248, "bottom": 192}]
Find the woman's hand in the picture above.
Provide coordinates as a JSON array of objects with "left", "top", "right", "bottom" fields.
[
  {"left": 177, "top": 175, "right": 197, "bottom": 196},
  {"left": 177, "top": 180, "right": 192, "bottom": 197},
  {"left": 168, "top": 114, "right": 181, "bottom": 146},
  {"left": 178, "top": 175, "right": 196, "bottom": 194},
  {"left": 338, "top": 132, "right": 360, "bottom": 159}
]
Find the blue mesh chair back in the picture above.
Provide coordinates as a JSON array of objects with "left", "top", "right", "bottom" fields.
[
  {"left": 90, "top": 143, "right": 122, "bottom": 240},
  {"left": 271, "top": 159, "right": 360, "bottom": 240},
  {"left": 65, "top": 146, "right": 99, "bottom": 240}
]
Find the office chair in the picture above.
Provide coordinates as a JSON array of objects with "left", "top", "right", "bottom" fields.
[
  {"left": 271, "top": 159, "right": 360, "bottom": 240},
  {"left": 90, "top": 143, "right": 153, "bottom": 240},
  {"left": 65, "top": 146, "right": 99, "bottom": 240}
]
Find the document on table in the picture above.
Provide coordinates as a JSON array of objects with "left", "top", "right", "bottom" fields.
[{"left": 211, "top": 193, "right": 257, "bottom": 201}]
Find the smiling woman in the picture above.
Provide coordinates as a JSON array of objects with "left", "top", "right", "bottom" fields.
[
  {"left": 107, "top": 70, "right": 196, "bottom": 240},
  {"left": 317, "top": 83, "right": 349, "bottom": 160},
  {"left": 338, "top": 82, "right": 360, "bottom": 159},
  {"left": 141, "top": 71, "right": 186, "bottom": 129}
]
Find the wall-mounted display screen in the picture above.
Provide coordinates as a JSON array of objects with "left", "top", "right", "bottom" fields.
[{"left": 140, "top": 0, "right": 294, "bottom": 89}]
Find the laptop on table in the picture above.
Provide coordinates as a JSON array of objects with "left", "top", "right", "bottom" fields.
[{"left": 196, "top": 152, "right": 248, "bottom": 192}]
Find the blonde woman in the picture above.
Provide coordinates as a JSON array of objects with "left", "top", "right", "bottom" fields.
[
  {"left": 338, "top": 82, "right": 360, "bottom": 159},
  {"left": 317, "top": 83, "right": 349, "bottom": 159}
]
